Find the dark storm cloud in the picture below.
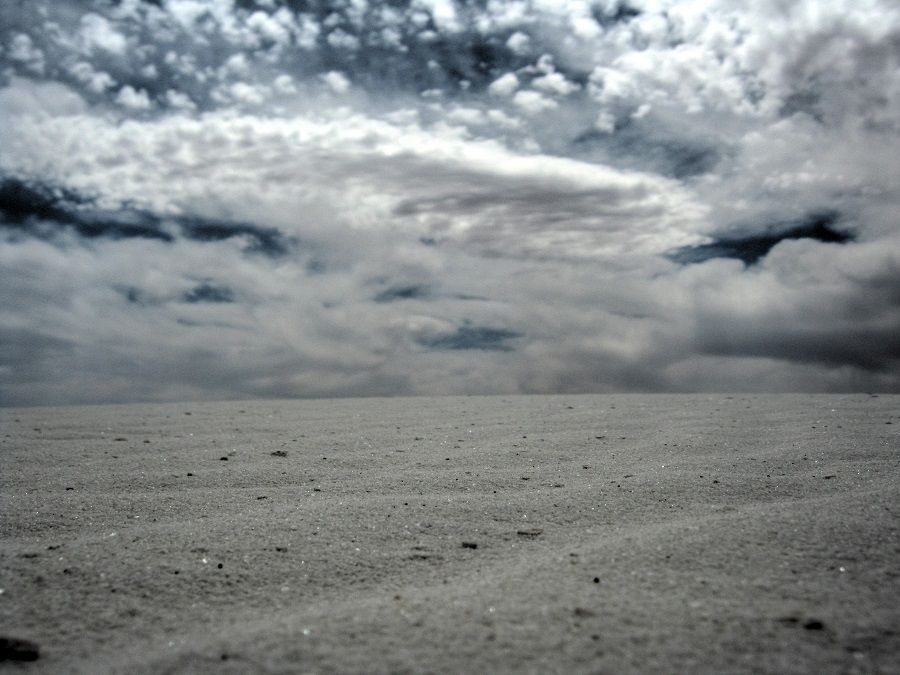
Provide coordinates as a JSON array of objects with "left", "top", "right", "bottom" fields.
[
  {"left": 0, "top": 177, "right": 173, "bottom": 242},
  {"left": 694, "top": 315, "right": 900, "bottom": 372},
  {"left": 779, "top": 89, "right": 823, "bottom": 123},
  {"left": 668, "top": 212, "right": 854, "bottom": 266},
  {"left": 0, "top": 176, "right": 292, "bottom": 255},
  {"left": 182, "top": 282, "right": 235, "bottom": 303},
  {"left": 178, "top": 218, "right": 292, "bottom": 257},
  {"left": 372, "top": 284, "right": 433, "bottom": 303},
  {"left": 418, "top": 325, "right": 522, "bottom": 352}
]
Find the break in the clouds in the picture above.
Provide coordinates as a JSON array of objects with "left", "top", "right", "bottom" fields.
[{"left": 1, "top": 0, "right": 899, "bottom": 405}]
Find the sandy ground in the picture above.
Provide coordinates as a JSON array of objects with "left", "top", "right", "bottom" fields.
[{"left": 1, "top": 394, "right": 898, "bottom": 674}]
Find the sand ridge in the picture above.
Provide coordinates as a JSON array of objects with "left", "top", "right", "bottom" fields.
[{"left": 1, "top": 394, "right": 898, "bottom": 673}]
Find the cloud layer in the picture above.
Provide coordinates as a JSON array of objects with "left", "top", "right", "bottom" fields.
[{"left": 1, "top": 0, "right": 899, "bottom": 405}]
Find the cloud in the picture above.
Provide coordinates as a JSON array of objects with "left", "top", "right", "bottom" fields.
[
  {"left": 116, "top": 85, "right": 152, "bottom": 109},
  {"left": 1, "top": 0, "right": 899, "bottom": 404},
  {"left": 0, "top": 176, "right": 172, "bottom": 242},
  {"left": 417, "top": 324, "right": 522, "bottom": 352},
  {"left": 512, "top": 89, "right": 558, "bottom": 113},
  {"left": 668, "top": 211, "right": 854, "bottom": 265},
  {"left": 681, "top": 239, "right": 900, "bottom": 373},
  {"left": 488, "top": 72, "right": 519, "bottom": 97},
  {"left": 373, "top": 284, "right": 433, "bottom": 303},
  {"left": 182, "top": 282, "right": 235, "bottom": 304},
  {"left": 321, "top": 70, "right": 351, "bottom": 94},
  {"left": 0, "top": 175, "right": 296, "bottom": 259},
  {"left": 8, "top": 33, "right": 45, "bottom": 73},
  {"left": 0, "top": 78, "right": 88, "bottom": 117},
  {"left": 80, "top": 13, "right": 128, "bottom": 55}
]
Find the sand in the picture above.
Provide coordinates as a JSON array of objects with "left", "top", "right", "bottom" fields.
[{"left": 1, "top": 394, "right": 898, "bottom": 674}]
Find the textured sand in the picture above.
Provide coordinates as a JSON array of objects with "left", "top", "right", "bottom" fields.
[{"left": 1, "top": 394, "right": 898, "bottom": 674}]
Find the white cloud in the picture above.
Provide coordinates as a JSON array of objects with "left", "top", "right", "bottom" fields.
[
  {"left": 413, "top": 0, "right": 461, "bottom": 33},
  {"left": 216, "top": 82, "right": 269, "bottom": 105},
  {"left": 245, "top": 9, "right": 294, "bottom": 47},
  {"left": 292, "top": 14, "right": 321, "bottom": 50},
  {"left": 219, "top": 52, "right": 251, "bottom": 79},
  {"left": 512, "top": 89, "right": 558, "bottom": 113},
  {"left": 531, "top": 71, "right": 579, "bottom": 96},
  {"left": 321, "top": 71, "right": 351, "bottom": 94},
  {"left": 567, "top": 2, "right": 602, "bottom": 40},
  {"left": 327, "top": 29, "right": 360, "bottom": 50},
  {"left": 594, "top": 110, "right": 616, "bottom": 133},
  {"left": 0, "top": 103, "right": 708, "bottom": 262},
  {"left": 506, "top": 31, "right": 531, "bottom": 56},
  {"left": 115, "top": 86, "right": 152, "bottom": 110},
  {"left": 273, "top": 74, "right": 297, "bottom": 94},
  {"left": 0, "top": 78, "right": 87, "bottom": 117},
  {"left": 166, "top": 90, "right": 196, "bottom": 111},
  {"left": 80, "top": 13, "right": 128, "bottom": 55},
  {"left": 9, "top": 33, "right": 45, "bottom": 74},
  {"left": 69, "top": 62, "right": 117, "bottom": 93},
  {"left": 488, "top": 72, "right": 520, "bottom": 97},
  {"left": 445, "top": 107, "right": 486, "bottom": 126},
  {"left": 486, "top": 109, "right": 522, "bottom": 129}
]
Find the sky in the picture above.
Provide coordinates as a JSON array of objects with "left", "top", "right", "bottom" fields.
[{"left": 1, "top": 0, "right": 899, "bottom": 406}]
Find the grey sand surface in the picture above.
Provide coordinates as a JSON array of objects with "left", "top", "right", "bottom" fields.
[{"left": 1, "top": 394, "right": 899, "bottom": 673}]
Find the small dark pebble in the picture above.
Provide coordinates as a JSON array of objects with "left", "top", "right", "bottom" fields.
[
  {"left": 461, "top": 541, "right": 478, "bottom": 549},
  {"left": 0, "top": 636, "right": 40, "bottom": 662},
  {"left": 824, "top": 475, "right": 836, "bottom": 479},
  {"left": 114, "top": 438, "right": 127, "bottom": 442},
  {"left": 220, "top": 457, "right": 228, "bottom": 461},
  {"left": 804, "top": 620, "right": 825, "bottom": 631},
  {"left": 517, "top": 528, "right": 543, "bottom": 537},
  {"left": 271, "top": 450, "right": 288, "bottom": 457}
]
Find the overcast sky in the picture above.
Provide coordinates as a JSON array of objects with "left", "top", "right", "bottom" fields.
[{"left": 1, "top": 0, "right": 899, "bottom": 406}]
